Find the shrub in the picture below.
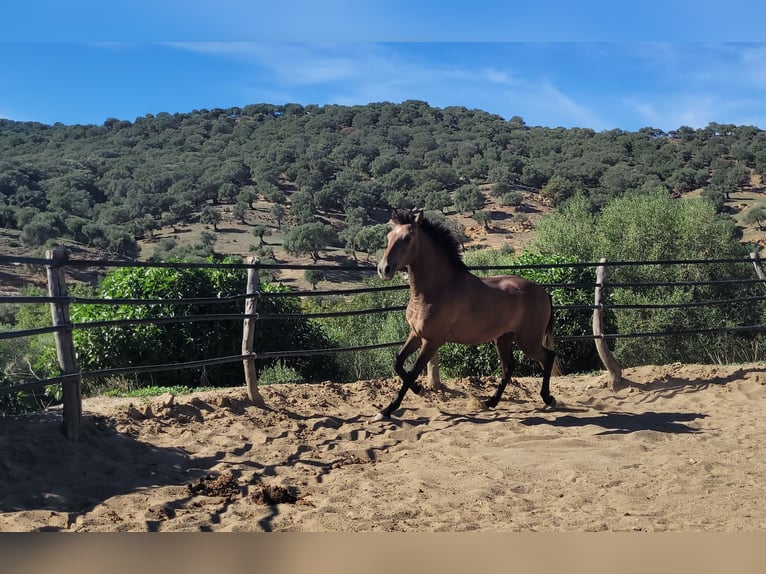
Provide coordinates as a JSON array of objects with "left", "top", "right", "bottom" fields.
[
  {"left": 258, "top": 360, "right": 303, "bottom": 385},
  {"left": 0, "top": 286, "right": 60, "bottom": 414},
  {"left": 304, "top": 275, "right": 410, "bottom": 381},
  {"left": 70, "top": 258, "right": 338, "bottom": 391},
  {"left": 532, "top": 189, "right": 764, "bottom": 366}
]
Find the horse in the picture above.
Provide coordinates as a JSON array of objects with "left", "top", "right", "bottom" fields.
[{"left": 375, "top": 209, "right": 559, "bottom": 420}]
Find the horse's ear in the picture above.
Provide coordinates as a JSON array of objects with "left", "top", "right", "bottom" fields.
[
  {"left": 390, "top": 210, "right": 398, "bottom": 223},
  {"left": 414, "top": 211, "right": 424, "bottom": 226}
]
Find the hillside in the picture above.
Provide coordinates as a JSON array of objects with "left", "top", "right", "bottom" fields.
[{"left": 2, "top": 102, "right": 766, "bottom": 290}]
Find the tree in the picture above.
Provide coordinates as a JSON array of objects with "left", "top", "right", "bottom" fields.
[
  {"left": 218, "top": 182, "right": 239, "bottom": 204},
  {"left": 453, "top": 184, "right": 485, "bottom": 214},
  {"left": 531, "top": 190, "right": 755, "bottom": 366},
  {"left": 200, "top": 206, "right": 221, "bottom": 231},
  {"left": 252, "top": 225, "right": 271, "bottom": 246},
  {"left": 304, "top": 269, "right": 326, "bottom": 289},
  {"left": 744, "top": 206, "right": 766, "bottom": 230},
  {"left": 198, "top": 230, "right": 217, "bottom": 254},
  {"left": 472, "top": 210, "right": 491, "bottom": 230},
  {"left": 339, "top": 207, "right": 367, "bottom": 260},
  {"left": 290, "top": 191, "right": 317, "bottom": 224},
  {"left": 232, "top": 201, "right": 247, "bottom": 223},
  {"left": 540, "top": 176, "right": 581, "bottom": 205},
  {"left": 283, "top": 222, "right": 339, "bottom": 262},
  {"left": 20, "top": 220, "right": 58, "bottom": 247},
  {"left": 238, "top": 186, "right": 258, "bottom": 209},
  {"left": 501, "top": 191, "right": 524, "bottom": 207},
  {"left": 169, "top": 202, "right": 194, "bottom": 227},
  {"left": 270, "top": 203, "right": 286, "bottom": 229},
  {"left": 423, "top": 189, "right": 452, "bottom": 213},
  {"left": 354, "top": 224, "right": 389, "bottom": 260}
]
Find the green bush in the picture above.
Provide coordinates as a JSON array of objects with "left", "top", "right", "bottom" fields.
[
  {"left": 1, "top": 286, "right": 60, "bottom": 415},
  {"left": 70, "top": 258, "right": 338, "bottom": 391},
  {"left": 258, "top": 360, "right": 303, "bottom": 385},
  {"left": 304, "top": 275, "right": 410, "bottom": 381},
  {"left": 532, "top": 189, "right": 765, "bottom": 366}
]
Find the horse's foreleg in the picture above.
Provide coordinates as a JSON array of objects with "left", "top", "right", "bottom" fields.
[
  {"left": 394, "top": 333, "right": 422, "bottom": 391},
  {"left": 376, "top": 334, "right": 420, "bottom": 420},
  {"left": 377, "top": 336, "right": 439, "bottom": 420},
  {"left": 405, "top": 340, "right": 441, "bottom": 396}
]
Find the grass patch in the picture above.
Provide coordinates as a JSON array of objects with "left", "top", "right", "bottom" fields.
[{"left": 103, "top": 385, "right": 213, "bottom": 398}]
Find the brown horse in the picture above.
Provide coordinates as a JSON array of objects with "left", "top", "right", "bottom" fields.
[{"left": 375, "top": 209, "right": 559, "bottom": 420}]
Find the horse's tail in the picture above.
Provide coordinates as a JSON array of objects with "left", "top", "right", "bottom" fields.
[{"left": 543, "top": 293, "right": 562, "bottom": 376}]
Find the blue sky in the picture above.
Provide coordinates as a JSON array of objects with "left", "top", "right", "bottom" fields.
[{"left": 3, "top": 2, "right": 766, "bottom": 132}]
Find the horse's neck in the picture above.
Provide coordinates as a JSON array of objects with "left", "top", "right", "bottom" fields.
[{"left": 407, "top": 239, "right": 463, "bottom": 301}]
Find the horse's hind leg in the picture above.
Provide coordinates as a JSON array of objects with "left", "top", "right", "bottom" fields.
[
  {"left": 540, "top": 346, "right": 557, "bottom": 407},
  {"left": 486, "top": 333, "right": 516, "bottom": 408},
  {"left": 518, "top": 336, "right": 557, "bottom": 408}
]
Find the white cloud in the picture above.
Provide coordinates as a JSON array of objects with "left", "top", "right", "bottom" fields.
[
  {"left": 166, "top": 42, "right": 766, "bottom": 130},
  {"left": 479, "top": 68, "right": 517, "bottom": 85}
]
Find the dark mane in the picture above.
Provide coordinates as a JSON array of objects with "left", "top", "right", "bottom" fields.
[{"left": 392, "top": 209, "right": 468, "bottom": 271}]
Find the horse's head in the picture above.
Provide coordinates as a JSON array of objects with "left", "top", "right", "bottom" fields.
[{"left": 377, "top": 210, "right": 424, "bottom": 280}]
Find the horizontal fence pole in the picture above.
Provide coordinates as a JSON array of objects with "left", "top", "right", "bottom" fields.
[
  {"left": 0, "top": 255, "right": 53, "bottom": 266},
  {"left": 608, "top": 278, "right": 766, "bottom": 288},
  {"left": 257, "top": 304, "right": 595, "bottom": 321},
  {"left": 70, "top": 294, "right": 259, "bottom": 306},
  {"left": 2, "top": 254, "right": 757, "bottom": 272},
  {"left": 259, "top": 284, "right": 406, "bottom": 298},
  {"left": 600, "top": 324, "right": 766, "bottom": 339},
  {"left": 80, "top": 353, "right": 254, "bottom": 379},
  {"left": 0, "top": 373, "right": 80, "bottom": 396},
  {"left": 469, "top": 257, "right": 755, "bottom": 272},
  {"left": 0, "top": 295, "right": 70, "bottom": 305},
  {"left": 72, "top": 313, "right": 259, "bottom": 330},
  {"left": 255, "top": 341, "right": 404, "bottom": 360},
  {"left": 0, "top": 325, "right": 65, "bottom": 340},
  {"left": 55, "top": 258, "right": 261, "bottom": 271},
  {"left": 259, "top": 306, "right": 407, "bottom": 321},
  {"left": 607, "top": 295, "right": 766, "bottom": 310},
  {"left": 0, "top": 294, "right": 258, "bottom": 307}
]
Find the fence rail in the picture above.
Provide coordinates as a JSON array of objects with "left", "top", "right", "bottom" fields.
[{"left": 2, "top": 250, "right": 766, "bottom": 440}]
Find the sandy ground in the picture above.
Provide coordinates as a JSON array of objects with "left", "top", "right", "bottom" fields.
[{"left": 1, "top": 363, "right": 766, "bottom": 532}]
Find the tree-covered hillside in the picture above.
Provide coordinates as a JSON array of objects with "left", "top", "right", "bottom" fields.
[{"left": 1, "top": 100, "right": 765, "bottom": 260}]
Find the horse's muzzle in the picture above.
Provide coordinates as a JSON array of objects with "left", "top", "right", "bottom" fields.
[{"left": 377, "top": 260, "right": 394, "bottom": 280}]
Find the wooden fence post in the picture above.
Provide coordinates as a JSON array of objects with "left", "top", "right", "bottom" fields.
[
  {"left": 242, "top": 257, "right": 266, "bottom": 407},
  {"left": 593, "top": 258, "right": 622, "bottom": 389},
  {"left": 750, "top": 252, "right": 766, "bottom": 281},
  {"left": 45, "top": 248, "right": 82, "bottom": 440}
]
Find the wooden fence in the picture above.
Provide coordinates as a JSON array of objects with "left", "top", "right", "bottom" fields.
[{"left": 2, "top": 250, "right": 766, "bottom": 440}]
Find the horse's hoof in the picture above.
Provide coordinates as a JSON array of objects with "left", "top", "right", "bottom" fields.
[
  {"left": 370, "top": 412, "right": 391, "bottom": 423},
  {"left": 545, "top": 396, "right": 557, "bottom": 408},
  {"left": 484, "top": 398, "right": 498, "bottom": 409},
  {"left": 411, "top": 382, "right": 423, "bottom": 395}
]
